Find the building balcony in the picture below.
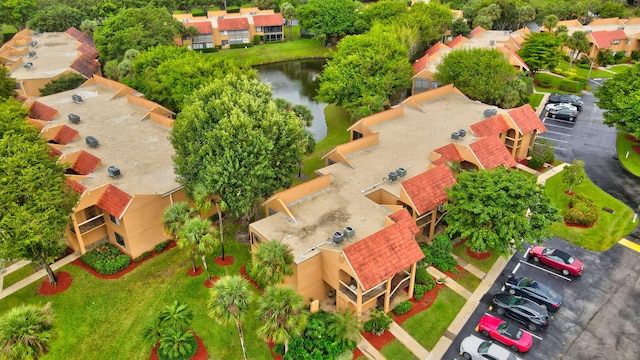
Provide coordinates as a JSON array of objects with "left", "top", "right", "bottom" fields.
[
  {"left": 339, "top": 281, "right": 386, "bottom": 304},
  {"left": 78, "top": 214, "right": 106, "bottom": 234}
]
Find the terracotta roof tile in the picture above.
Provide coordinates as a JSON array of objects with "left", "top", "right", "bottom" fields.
[
  {"left": 52, "top": 125, "right": 79, "bottom": 145},
  {"left": 413, "top": 53, "right": 429, "bottom": 73},
  {"left": 97, "top": 184, "right": 132, "bottom": 219},
  {"left": 470, "top": 114, "right": 510, "bottom": 137},
  {"left": 76, "top": 33, "right": 94, "bottom": 46},
  {"left": 388, "top": 208, "right": 419, "bottom": 235},
  {"left": 507, "top": 104, "right": 546, "bottom": 134},
  {"left": 65, "top": 27, "right": 83, "bottom": 39},
  {"left": 253, "top": 14, "right": 283, "bottom": 26},
  {"left": 77, "top": 43, "right": 98, "bottom": 58},
  {"left": 65, "top": 178, "right": 86, "bottom": 194},
  {"left": 70, "top": 54, "right": 100, "bottom": 78},
  {"left": 71, "top": 150, "right": 101, "bottom": 175},
  {"left": 432, "top": 143, "right": 463, "bottom": 166},
  {"left": 589, "top": 30, "right": 627, "bottom": 49},
  {"left": 469, "top": 136, "right": 517, "bottom": 169},
  {"left": 48, "top": 144, "right": 62, "bottom": 158},
  {"left": 447, "top": 34, "right": 468, "bottom": 48},
  {"left": 469, "top": 26, "right": 486, "bottom": 38},
  {"left": 401, "top": 164, "right": 457, "bottom": 215},
  {"left": 189, "top": 21, "right": 213, "bottom": 34},
  {"left": 218, "top": 18, "right": 249, "bottom": 31},
  {"left": 343, "top": 222, "right": 424, "bottom": 290},
  {"left": 29, "top": 101, "right": 58, "bottom": 121}
]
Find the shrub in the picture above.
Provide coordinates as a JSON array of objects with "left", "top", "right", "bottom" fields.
[
  {"left": 196, "top": 47, "right": 219, "bottom": 53},
  {"left": 393, "top": 301, "right": 413, "bottom": 315},
  {"left": 191, "top": 8, "right": 205, "bottom": 16},
  {"left": 527, "top": 156, "right": 545, "bottom": 170},
  {"left": 559, "top": 79, "right": 581, "bottom": 93},
  {"left": 430, "top": 234, "right": 458, "bottom": 273},
  {"left": 253, "top": 35, "right": 260, "bottom": 45},
  {"left": 577, "top": 62, "right": 591, "bottom": 70},
  {"left": 226, "top": 6, "right": 240, "bottom": 13},
  {"left": 536, "top": 76, "right": 553, "bottom": 88},
  {"left": 631, "top": 50, "right": 640, "bottom": 62},
  {"left": 415, "top": 267, "right": 430, "bottom": 284},
  {"left": 417, "top": 242, "right": 433, "bottom": 268},
  {"left": 364, "top": 309, "right": 392, "bottom": 335},
  {"left": 552, "top": 67, "right": 563, "bottom": 75},
  {"left": 134, "top": 251, "right": 152, "bottom": 263},
  {"left": 154, "top": 240, "right": 172, "bottom": 253},
  {"left": 566, "top": 195, "right": 598, "bottom": 225},
  {"left": 529, "top": 138, "right": 554, "bottom": 168},
  {"left": 229, "top": 43, "right": 253, "bottom": 49},
  {"left": 81, "top": 243, "right": 131, "bottom": 275},
  {"left": 158, "top": 330, "right": 197, "bottom": 360},
  {"left": 414, "top": 281, "right": 434, "bottom": 300},
  {"left": 40, "top": 73, "right": 86, "bottom": 96}
]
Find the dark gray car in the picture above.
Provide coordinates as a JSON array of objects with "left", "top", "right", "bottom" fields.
[{"left": 504, "top": 276, "right": 563, "bottom": 312}]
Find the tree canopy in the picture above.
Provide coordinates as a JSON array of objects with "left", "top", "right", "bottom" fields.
[
  {"left": 518, "top": 32, "right": 564, "bottom": 74},
  {"left": 594, "top": 63, "right": 640, "bottom": 139},
  {"left": 0, "top": 0, "right": 37, "bottom": 29},
  {"left": 0, "top": 302, "right": 54, "bottom": 359},
  {"left": 0, "top": 100, "right": 79, "bottom": 284},
  {"left": 26, "top": 4, "right": 84, "bottom": 32},
  {"left": 39, "top": 73, "right": 86, "bottom": 96},
  {"left": 445, "top": 166, "right": 561, "bottom": 256},
  {"left": 172, "top": 75, "right": 307, "bottom": 219},
  {"left": 0, "top": 67, "right": 16, "bottom": 101},
  {"left": 297, "top": 0, "right": 360, "bottom": 42},
  {"left": 435, "top": 48, "right": 532, "bottom": 108}
]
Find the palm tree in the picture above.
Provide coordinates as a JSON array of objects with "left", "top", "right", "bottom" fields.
[
  {"left": 566, "top": 31, "right": 590, "bottom": 65},
  {"left": 255, "top": 285, "right": 308, "bottom": 355},
  {"left": 158, "top": 328, "right": 195, "bottom": 359},
  {"left": 183, "top": 25, "right": 200, "bottom": 50},
  {"left": 542, "top": 14, "right": 558, "bottom": 34},
  {"left": 292, "top": 104, "right": 313, "bottom": 127},
  {"left": 250, "top": 240, "right": 294, "bottom": 288},
  {"left": 162, "top": 202, "right": 193, "bottom": 242},
  {"left": 327, "top": 309, "right": 361, "bottom": 349},
  {"left": 193, "top": 184, "right": 228, "bottom": 261},
  {"left": 280, "top": 3, "right": 296, "bottom": 41},
  {"left": 0, "top": 302, "right": 54, "bottom": 360},
  {"left": 178, "top": 217, "right": 217, "bottom": 279},
  {"left": 209, "top": 275, "right": 253, "bottom": 360},
  {"left": 158, "top": 301, "right": 194, "bottom": 333}
]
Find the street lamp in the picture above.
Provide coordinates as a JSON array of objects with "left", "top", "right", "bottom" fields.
[{"left": 586, "top": 56, "right": 595, "bottom": 86}]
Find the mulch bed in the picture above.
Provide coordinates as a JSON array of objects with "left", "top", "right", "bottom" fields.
[
  {"left": 393, "top": 284, "right": 443, "bottom": 325},
  {"left": 626, "top": 134, "right": 640, "bottom": 143},
  {"left": 517, "top": 158, "right": 545, "bottom": 172},
  {"left": 444, "top": 265, "right": 465, "bottom": 280},
  {"left": 632, "top": 145, "right": 640, "bottom": 155},
  {"left": 149, "top": 333, "right": 208, "bottom": 360},
  {"left": 204, "top": 276, "right": 219, "bottom": 288},
  {"left": 564, "top": 216, "right": 596, "bottom": 228},
  {"left": 352, "top": 348, "right": 364, "bottom": 359},
  {"left": 38, "top": 271, "right": 72, "bottom": 295},
  {"left": 361, "top": 329, "right": 396, "bottom": 350},
  {"left": 267, "top": 341, "right": 283, "bottom": 360},
  {"left": 465, "top": 247, "right": 491, "bottom": 260},
  {"left": 215, "top": 255, "right": 235, "bottom": 266},
  {"left": 187, "top": 267, "right": 203, "bottom": 276},
  {"left": 239, "top": 264, "right": 264, "bottom": 293},
  {"left": 71, "top": 241, "right": 176, "bottom": 280},
  {"left": 564, "top": 190, "right": 575, "bottom": 196}
]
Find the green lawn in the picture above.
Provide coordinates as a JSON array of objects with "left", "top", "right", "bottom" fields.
[
  {"left": 556, "top": 61, "right": 613, "bottom": 79},
  {"left": 210, "top": 36, "right": 332, "bottom": 66},
  {"left": 607, "top": 64, "right": 632, "bottom": 74},
  {"left": 543, "top": 173, "right": 637, "bottom": 251},
  {"left": 617, "top": 132, "right": 640, "bottom": 177},
  {"left": 0, "top": 222, "right": 273, "bottom": 360},
  {"left": 380, "top": 339, "right": 418, "bottom": 360},
  {"left": 2, "top": 264, "right": 36, "bottom": 289},
  {"left": 534, "top": 73, "right": 581, "bottom": 94},
  {"left": 453, "top": 270, "right": 481, "bottom": 293},
  {"left": 401, "top": 287, "right": 466, "bottom": 350},
  {"left": 452, "top": 244, "right": 502, "bottom": 273},
  {"left": 529, "top": 93, "right": 544, "bottom": 110}
]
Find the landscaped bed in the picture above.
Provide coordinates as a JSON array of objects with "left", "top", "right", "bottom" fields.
[
  {"left": 616, "top": 132, "right": 640, "bottom": 177},
  {"left": 452, "top": 241, "right": 501, "bottom": 273}
]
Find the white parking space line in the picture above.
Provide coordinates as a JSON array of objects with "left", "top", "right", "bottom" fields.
[
  {"left": 524, "top": 329, "right": 543, "bottom": 341},
  {"left": 543, "top": 117, "right": 577, "bottom": 124},
  {"left": 523, "top": 247, "right": 531, "bottom": 259},
  {"left": 518, "top": 260, "right": 573, "bottom": 282},
  {"left": 545, "top": 130, "right": 573, "bottom": 137},
  {"left": 536, "top": 136, "right": 569, "bottom": 144},
  {"left": 544, "top": 123, "right": 574, "bottom": 130},
  {"left": 512, "top": 263, "right": 521, "bottom": 274}
]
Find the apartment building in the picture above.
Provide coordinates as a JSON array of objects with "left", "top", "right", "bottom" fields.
[{"left": 555, "top": 17, "right": 640, "bottom": 59}]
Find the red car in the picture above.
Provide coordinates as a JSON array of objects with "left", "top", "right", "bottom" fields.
[
  {"left": 528, "top": 246, "right": 584, "bottom": 276},
  {"left": 476, "top": 315, "right": 533, "bottom": 353}
]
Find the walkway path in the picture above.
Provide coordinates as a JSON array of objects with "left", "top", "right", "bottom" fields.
[
  {"left": 357, "top": 336, "right": 386, "bottom": 360},
  {"left": 451, "top": 254, "right": 486, "bottom": 279},
  {"left": 0, "top": 252, "right": 80, "bottom": 299},
  {"left": 427, "top": 266, "right": 472, "bottom": 299},
  {"left": 389, "top": 322, "right": 429, "bottom": 359}
]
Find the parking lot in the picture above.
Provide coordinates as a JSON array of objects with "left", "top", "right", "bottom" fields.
[
  {"left": 537, "top": 115, "right": 575, "bottom": 152},
  {"left": 442, "top": 236, "right": 640, "bottom": 360}
]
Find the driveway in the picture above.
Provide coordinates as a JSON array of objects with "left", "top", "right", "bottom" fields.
[{"left": 442, "top": 237, "right": 640, "bottom": 360}]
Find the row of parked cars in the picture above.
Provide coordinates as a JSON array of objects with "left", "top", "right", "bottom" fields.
[
  {"left": 545, "top": 93, "right": 584, "bottom": 122},
  {"left": 459, "top": 246, "right": 585, "bottom": 360}
]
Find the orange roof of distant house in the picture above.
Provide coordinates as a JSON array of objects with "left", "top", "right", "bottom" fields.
[
  {"left": 470, "top": 136, "right": 517, "bottom": 169},
  {"left": 65, "top": 27, "right": 83, "bottom": 39},
  {"left": 52, "top": 125, "right": 79, "bottom": 145},
  {"left": 401, "top": 164, "right": 456, "bottom": 215},
  {"left": 70, "top": 150, "right": 101, "bottom": 175},
  {"left": 508, "top": 104, "right": 547, "bottom": 134},
  {"left": 469, "top": 26, "right": 486, "bottom": 38},
  {"left": 253, "top": 13, "right": 283, "bottom": 26},
  {"left": 29, "top": 101, "right": 58, "bottom": 121},
  {"left": 588, "top": 17, "right": 625, "bottom": 26},
  {"left": 77, "top": 43, "right": 98, "bottom": 58},
  {"left": 343, "top": 221, "right": 424, "bottom": 291},
  {"left": 189, "top": 21, "right": 213, "bottom": 34},
  {"left": 48, "top": 144, "right": 63, "bottom": 158},
  {"left": 413, "top": 53, "right": 430, "bottom": 73},
  {"left": 432, "top": 143, "right": 463, "bottom": 166},
  {"left": 97, "top": 184, "right": 132, "bottom": 219},
  {"left": 66, "top": 178, "right": 86, "bottom": 194},
  {"left": 447, "top": 34, "right": 468, "bottom": 48},
  {"left": 70, "top": 54, "right": 101, "bottom": 78},
  {"left": 388, "top": 208, "right": 419, "bottom": 235},
  {"left": 589, "top": 30, "right": 627, "bottom": 49},
  {"left": 218, "top": 18, "right": 249, "bottom": 31},
  {"left": 470, "top": 114, "right": 510, "bottom": 137}
]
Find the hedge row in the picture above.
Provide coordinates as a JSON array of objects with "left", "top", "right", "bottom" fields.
[{"left": 81, "top": 243, "right": 131, "bottom": 275}]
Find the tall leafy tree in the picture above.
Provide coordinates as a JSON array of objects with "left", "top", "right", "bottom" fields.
[
  {"left": 39, "top": 73, "right": 86, "bottom": 96},
  {"left": 296, "top": 0, "right": 360, "bottom": 42},
  {"left": 178, "top": 217, "right": 217, "bottom": 280},
  {"left": 327, "top": 309, "right": 361, "bottom": 349},
  {"left": 255, "top": 285, "right": 308, "bottom": 355},
  {"left": 566, "top": 31, "right": 591, "bottom": 65},
  {"left": 172, "top": 75, "right": 306, "bottom": 220},
  {"left": 445, "top": 167, "right": 561, "bottom": 256},
  {"left": 209, "top": 275, "right": 253, "bottom": 360},
  {"left": 0, "top": 67, "right": 16, "bottom": 101},
  {"left": 562, "top": 160, "right": 587, "bottom": 194},
  {"left": 518, "top": 32, "right": 564, "bottom": 74},
  {"left": 26, "top": 5, "right": 84, "bottom": 32},
  {"left": 249, "top": 240, "right": 294, "bottom": 288},
  {"left": 594, "top": 63, "right": 640, "bottom": 138},
  {"left": 401, "top": 2, "right": 454, "bottom": 49},
  {"left": 0, "top": 0, "right": 37, "bottom": 29},
  {"left": 0, "top": 100, "right": 79, "bottom": 285},
  {"left": 0, "top": 302, "right": 53, "bottom": 360},
  {"left": 280, "top": 2, "right": 296, "bottom": 41},
  {"left": 542, "top": 14, "right": 559, "bottom": 34}
]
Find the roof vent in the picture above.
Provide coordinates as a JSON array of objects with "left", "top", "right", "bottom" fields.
[
  {"left": 489, "top": 40, "right": 495, "bottom": 46},
  {"left": 617, "top": 26, "right": 625, "bottom": 30},
  {"left": 344, "top": 226, "right": 355, "bottom": 238},
  {"left": 85, "top": 136, "right": 99, "bottom": 148},
  {"left": 68, "top": 114, "right": 81, "bottom": 124},
  {"left": 30, "top": 40, "right": 37, "bottom": 47},
  {"left": 459, "top": 129, "right": 467, "bottom": 137},
  {"left": 332, "top": 231, "right": 344, "bottom": 244},
  {"left": 33, "top": 30, "right": 41, "bottom": 36},
  {"left": 483, "top": 108, "right": 497, "bottom": 117},
  {"left": 396, "top": 167, "right": 407, "bottom": 177},
  {"left": 584, "top": 30, "right": 592, "bottom": 34},
  {"left": 107, "top": 166, "right": 121, "bottom": 178},
  {"left": 72, "top": 94, "right": 83, "bottom": 104},
  {"left": 23, "top": 62, "right": 33, "bottom": 70},
  {"left": 388, "top": 171, "right": 398, "bottom": 182},
  {"left": 28, "top": 50, "right": 36, "bottom": 58},
  {"left": 451, "top": 132, "right": 460, "bottom": 140}
]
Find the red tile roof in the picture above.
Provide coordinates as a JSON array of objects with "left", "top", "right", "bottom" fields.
[
  {"left": 253, "top": 13, "right": 283, "bottom": 27},
  {"left": 413, "top": 53, "right": 429, "bottom": 73},
  {"left": 76, "top": 33, "right": 94, "bottom": 46},
  {"left": 589, "top": 30, "right": 627, "bottom": 49},
  {"left": 432, "top": 143, "right": 463, "bottom": 166},
  {"left": 65, "top": 178, "right": 86, "bottom": 194},
  {"left": 218, "top": 18, "right": 249, "bottom": 31},
  {"left": 65, "top": 27, "right": 83, "bottom": 39},
  {"left": 189, "top": 21, "right": 213, "bottom": 34},
  {"left": 97, "top": 184, "right": 132, "bottom": 219},
  {"left": 469, "top": 26, "right": 486, "bottom": 38},
  {"left": 52, "top": 125, "right": 78, "bottom": 145},
  {"left": 388, "top": 208, "right": 419, "bottom": 235},
  {"left": 343, "top": 222, "right": 424, "bottom": 291},
  {"left": 71, "top": 150, "right": 101, "bottom": 175},
  {"left": 401, "top": 164, "right": 456, "bottom": 215},
  {"left": 447, "top": 34, "right": 468, "bottom": 48},
  {"left": 469, "top": 136, "right": 517, "bottom": 169},
  {"left": 29, "top": 101, "right": 58, "bottom": 121},
  {"left": 77, "top": 43, "right": 99, "bottom": 58},
  {"left": 470, "top": 114, "right": 510, "bottom": 137},
  {"left": 70, "top": 54, "right": 100, "bottom": 78},
  {"left": 48, "top": 145, "right": 62, "bottom": 158},
  {"left": 508, "top": 104, "right": 547, "bottom": 134}
]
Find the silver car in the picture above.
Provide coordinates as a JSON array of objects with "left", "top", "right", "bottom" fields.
[{"left": 459, "top": 335, "right": 522, "bottom": 360}]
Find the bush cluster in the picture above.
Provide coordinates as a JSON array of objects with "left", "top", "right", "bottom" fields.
[
  {"left": 528, "top": 139, "right": 554, "bottom": 170},
  {"left": 417, "top": 234, "right": 457, "bottom": 272},
  {"left": 81, "top": 243, "right": 131, "bottom": 275},
  {"left": 281, "top": 311, "right": 358, "bottom": 359},
  {"left": 566, "top": 194, "right": 598, "bottom": 226},
  {"left": 253, "top": 35, "right": 261, "bottom": 45},
  {"left": 393, "top": 301, "right": 413, "bottom": 315},
  {"left": 536, "top": 74, "right": 554, "bottom": 88},
  {"left": 153, "top": 240, "right": 172, "bottom": 253},
  {"left": 559, "top": 79, "right": 581, "bottom": 93},
  {"left": 145, "top": 301, "right": 196, "bottom": 360},
  {"left": 229, "top": 43, "right": 253, "bottom": 49},
  {"left": 134, "top": 251, "right": 152, "bottom": 263},
  {"left": 363, "top": 309, "right": 393, "bottom": 335}
]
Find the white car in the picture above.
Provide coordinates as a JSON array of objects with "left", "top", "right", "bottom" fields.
[
  {"left": 545, "top": 102, "right": 577, "bottom": 112},
  {"left": 459, "top": 335, "right": 522, "bottom": 360}
]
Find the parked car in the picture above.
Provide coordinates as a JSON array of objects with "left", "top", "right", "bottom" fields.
[
  {"left": 504, "top": 276, "right": 563, "bottom": 311},
  {"left": 546, "top": 105, "right": 578, "bottom": 121},
  {"left": 548, "top": 93, "right": 583, "bottom": 110},
  {"left": 476, "top": 314, "right": 534, "bottom": 353},
  {"left": 528, "top": 246, "right": 584, "bottom": 276},
  {"left": 459, "top": 334, "right": 522, "bottom": 360},
  {"left": 490, "top": 293, "right": 550, "bottom": 331},
  {"left": 545, "top": 102, "right": 577, "bottom": 112}
]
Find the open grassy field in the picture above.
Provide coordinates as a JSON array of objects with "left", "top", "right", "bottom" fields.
[
  {"left": 210, "top": 37, "right": 332, "bottom": 66},
  {"left": 616, "top": 132, "right": 640, "bottom": 177},
  {"left": 380, "top": 339, "right": 418, "bottom": 360}
]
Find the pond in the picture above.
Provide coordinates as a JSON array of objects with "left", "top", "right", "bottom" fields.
[{"left": 255, "top": 59, "right": 328, "bottom": 141}]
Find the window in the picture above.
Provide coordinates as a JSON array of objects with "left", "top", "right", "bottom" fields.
[
  {"left": 431, "top": 81, "right": 439, "bottom": 88},
  {"left": 15, "top": 82, "right": 20, "bottom": 89},
  {"left": 256, "top": 26, "right": 262, "bottom": 32},
  {"left": 414, "top": 78, "right": 430, "bottom": 94},
  {"left": 85, "top": 205, "right": 99, "bottom": 219},
  {"left": 114, "top": 232, "right": 125, "bottom": 247},
  {"left": 221, "top": 30, "right": 227, "bottom": 36},
  {"left": 613, "top": 39, "right": 620, "bottom": 45},
  {"left": 222, "top": 40, "right": 229, "bottom": 46},
  {"left": 109, "top": 214, "right": 120, "bottom": 226}
]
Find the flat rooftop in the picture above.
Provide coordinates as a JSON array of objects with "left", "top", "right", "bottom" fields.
[
  {"left": 10, "top": 32, "right": 78, "bottom": 81},
  {"left": 37, "top": 84, "right": 179, "bottom": 196}
]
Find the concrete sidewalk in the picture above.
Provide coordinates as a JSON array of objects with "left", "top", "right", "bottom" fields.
[
  {"left": 357, "top": 335, "right": 386, "bottom": 360},
  {"left": 427, "top": 266, "right": 473, "bottom": 299},
  {"left": 389, "top": 322, "right": 430, "bottom": 359}
]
